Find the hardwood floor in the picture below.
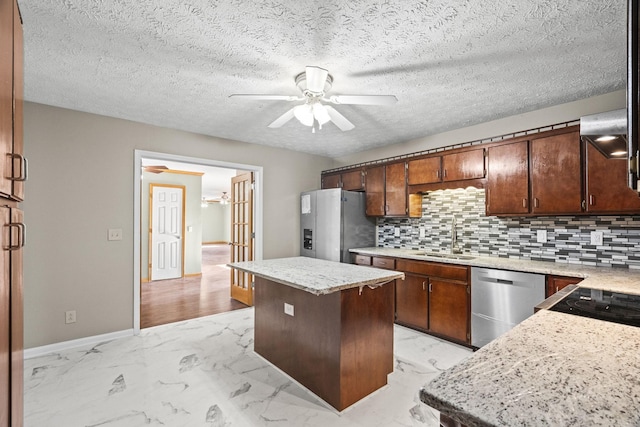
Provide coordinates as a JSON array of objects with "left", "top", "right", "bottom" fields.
[{"left": 141, "top": 243, "right": 248, "bottom": 328}]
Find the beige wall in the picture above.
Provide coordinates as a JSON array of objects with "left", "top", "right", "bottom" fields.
[
  {"left": 335, "top": 90, "right": 627, "bottom": 166},
  {"left": 22, "top": 102, "right": 333, "bottom": 348},
  {"left": 202, "top": 202, "right": 231, "bottom": 243}
]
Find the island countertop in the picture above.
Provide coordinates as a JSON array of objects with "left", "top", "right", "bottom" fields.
[
  {"left": 228, "top": 256, "right": 404, "bottom": 295},
  {"left": 419, "top": 309, "right": 640, "bottom": 426}
]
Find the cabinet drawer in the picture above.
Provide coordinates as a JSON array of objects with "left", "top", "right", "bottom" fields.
[
  {"left": 396, "top": 259, "right": 468, "bottom": 281},
  {"left": 372, "top": 257, "right": 396, "bottom": 270},
  {"left": 354, "top": 254, "right": 372, "bottom": 266}
]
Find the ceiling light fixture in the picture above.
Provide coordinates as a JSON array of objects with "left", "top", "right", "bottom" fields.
[{"left": 220, "top": 192, "right": 230, "bottom": 205}]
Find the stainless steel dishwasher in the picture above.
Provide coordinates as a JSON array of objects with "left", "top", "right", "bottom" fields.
[{"left": 471, "top": 267, "right": 545, "bottom": 348}]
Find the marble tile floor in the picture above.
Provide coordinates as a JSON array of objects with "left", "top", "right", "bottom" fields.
[{"left": 24, "top": 308, "right": 472, "bottom": 427}]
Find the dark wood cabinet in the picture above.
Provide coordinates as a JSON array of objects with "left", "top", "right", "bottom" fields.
[
  {"left": 442, "top": 149, "right": 485, "bottom": 182},
  {"left": 340, "top": 169, "right": 365, "bottom": 191},
  {"left": 394, "top": 258, "right": 470, "bottom": 344},
  {"left": 365, "top": 165, "right": 385, "bottom": 216},
  {"left": 395, "top": 273, "right": 429, "bottom": 330},
  {"left": 428, "top": 278, "right": 469, "bottom": 343},
  {"left": 486, "top": 141, "right": 529, "bottom": 215},
  {"left": 407, "top": 148, "right": 485, "bottom": 186},
  {"left": 321, "top": 169, "right": 365, "bottom": 191},
  {"left": 321, "top": 173, "right": 341, "bottom": 189},
  {"left": 487, "top": 128, "right": 582, "bottom": 216},
  {"left": 530, "top": 131, "right": 582, "bottom": 215},
  {"left": 546, "top": 275, "right": 582, "bottom": 297},
  {"left": 408, "top": 157, "right": 441, "bottom": 185},
  {"left": 584, "top": 142, "right": 640, "bottom": 213},
  {"left": 365, "top": 163, "right": 421, "bottom": 217},
  {"left": 0, "top": 1, "right": 24, "bottom": 424}
]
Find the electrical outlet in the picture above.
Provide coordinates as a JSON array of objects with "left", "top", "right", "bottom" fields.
[
  {"left": 536, "top": 230, "right": 547, "bottom": 243},
  {"left": 394, "top": 227, "right": 400, "bottom": 237},
  {"left": 65, "top": 310, "right": 76, "bottom": 324},
  {"left": 108, "top": 228, "right": 123, "bottom": 241},
  {"left": 591, "top": 231, "right": 604, "bottom": 246},
  {"left": 419, "top": 227, "right": 426, "bottom": 239},
  {"left": 284, "top": 303, "right": 294, "bottom": 317}
]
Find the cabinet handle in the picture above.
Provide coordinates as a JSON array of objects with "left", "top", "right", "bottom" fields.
[
  {"left": 422, "top": 281, "right": 426, "bottom": 291},
  {"left": 443, "top": 169, "right": 447, "bottom": 178},
  {"left": 589, "top": 195, "right": 595, "bottom": 206},
  {"left": 581, "top": 200, "right": 587, "bottom": 210},
  {"left": 7, "top": 153, "right": 28, "bottom": 182},
  {"left": 522, "top": 198, "right": 527, "bottom": 208},
  {"left": 3, "top": 222, "right": 25, "bottom": 251},
  {"left": 534, "top": 198, "right": 539, "bottom": 208},
  {"left": 428, "top": 282, "right": 433, "bottom": 292},
  {"left": 436, "top": 170, "right": 440, "bottom": 179}
]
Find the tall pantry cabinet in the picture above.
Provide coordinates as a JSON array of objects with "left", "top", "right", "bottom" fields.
[{"left": 1, "top": 0, "right": 26, "bottom": 425}]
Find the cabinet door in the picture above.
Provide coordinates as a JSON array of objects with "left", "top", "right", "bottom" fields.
[
  {"left": 321, "top": 173, "right": 341, "bottom": 189},
  {"left": 530, "top": 131, "right": 582, "bottom": 214},
  {"left": 407, "top": 157, "right": 441, "bottom": 185},
  {"left": 11, "top": 0, "right": 23, "bottom": 202},
  {"left": 0, "top": 0, "right": 12, "bottom": 200},
  {"left": 585, "top": 142, "right": 640, "bottom": 213},
  {"left": 0, "top": 207, "right": 9, "bottom": 426},
  {"left": 442, "top": 149, "right": 485, "bottom": 182},
  {"left": 9, "top": 207, "right": 22, "bottom": 424},
  {"left": 341, "top": 169, "right": 364, "bottom": 191},
  {"left": 365, "top": 165, "right": 385, "bottom": 216},
  {"left": 486, "top": 141, "right": 529, "bottom": 215},
  {"left": 546, "top": 275, "right": 581, "bottom": 297},
  {"left": 385, "top": 162, "right": 407, "bottom": 216},
  {"left": 428, "top": 278, "right": 469, "bottom": 343},
  {"left": 395, "top": 273, "right": 428, "bottom": 330}
]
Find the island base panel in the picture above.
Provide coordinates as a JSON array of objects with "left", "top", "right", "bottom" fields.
[{"left": 254, "top": 277, "right": 394, "bottom": 411}]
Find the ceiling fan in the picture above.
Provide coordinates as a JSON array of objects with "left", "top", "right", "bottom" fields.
[{"left": 229, "top": 66, "right": 398, "bottom": 132}]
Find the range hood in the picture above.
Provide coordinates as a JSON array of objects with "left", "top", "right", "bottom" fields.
[
  {"left": 580, "top": 0, "right": 639, "bottom": 191},
  {"left": 580, "top": 108, "right": 628, "bottom": 158}
]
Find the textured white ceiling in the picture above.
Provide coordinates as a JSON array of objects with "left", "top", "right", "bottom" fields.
[{"left": 20, "top": 0, "right": 626, "bottom": 158}]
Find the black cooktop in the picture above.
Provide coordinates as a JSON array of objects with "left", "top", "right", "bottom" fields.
[{"left": 548, "top": 287, "right": 640, "bottom": 327}]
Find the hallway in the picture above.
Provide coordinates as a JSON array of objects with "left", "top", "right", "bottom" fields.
[{"left": 141, "top": 244, "right": 247, "bottom": 328}]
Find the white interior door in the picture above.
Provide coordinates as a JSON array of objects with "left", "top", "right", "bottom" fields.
[{"left": 150, "top": 184, "right": 184, "bottom": 281}]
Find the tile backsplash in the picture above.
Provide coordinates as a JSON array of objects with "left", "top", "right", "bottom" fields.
[{"left": 378, "top": 187, "right": 640, "bottom": 269}]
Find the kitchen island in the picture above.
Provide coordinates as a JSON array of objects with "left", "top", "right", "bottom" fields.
[{"left": 229, "top": 256, "right": 404, "bottom": 411}]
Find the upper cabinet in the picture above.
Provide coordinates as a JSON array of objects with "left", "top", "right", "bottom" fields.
[
  {"left": 321, "top": 169, "right": 365, "bottom": 191},
  {"left": 584, "top": 142, "right": 640, "bottom": 213},
  {"left": 365, "top": 162, "right": 421, "bottom": 217},
  {"left": 408, "top": 148, "right": 485, "bottom": 186},
  {"left": 0, "top": 0, "right": 24, "bottom": 202},
  {"left": 486, "top": 128, "right": 583, "bottom": 216}
]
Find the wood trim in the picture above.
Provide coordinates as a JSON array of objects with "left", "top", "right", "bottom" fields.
[
  {"left": 203, "top": 241, "right": 229, "bottom": 245},
  {"left": 161, "top": 169, "right": 204, "bottom": 176},
  {"left": 140, "top": 277, "right": 150, "bottom": 283},
  {"left": 184, "top": 273, "right": 202, "bottom": 278}
]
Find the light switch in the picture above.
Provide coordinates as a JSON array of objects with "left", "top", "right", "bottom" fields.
[{"left": 187, "top": 226, "right": 193, "bottom": 232}]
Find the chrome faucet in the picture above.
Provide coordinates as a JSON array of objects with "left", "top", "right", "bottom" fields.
[{"left": 451, "top": 217, "right": 461, "bottom": 254}]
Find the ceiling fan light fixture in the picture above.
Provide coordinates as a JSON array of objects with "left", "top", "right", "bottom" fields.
[
  {"left": 313, "top": 103, "right": 331, "bottom": 125},
  {"left": 294, "top": 104, "right": 314, "bottom": 126}
]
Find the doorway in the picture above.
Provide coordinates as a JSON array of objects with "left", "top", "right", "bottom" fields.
[{"left": 133, "top": 150, "right": 263, "bottom": 332}]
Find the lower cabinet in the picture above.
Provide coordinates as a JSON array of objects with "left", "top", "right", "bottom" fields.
[
  {"left": 395, "top": 258, "right": 470, "bottom": 345},
  {"left": 395, "top": 273, "right": 428, "bottom": 330}
]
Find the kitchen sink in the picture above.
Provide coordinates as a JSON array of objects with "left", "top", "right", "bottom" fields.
[{"left": 412, "top": 251, "right": 475, "bottom": 260}]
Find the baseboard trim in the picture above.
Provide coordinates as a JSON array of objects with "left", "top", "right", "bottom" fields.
[
  {"left": 184, "top": 272, "right": 202, "bottom": 278},
  {"left": 24, "top": 329, "right": 135, "bottom": 359},
  {"left": 203, "top": 241, "right": 229, "bottom": 245},
  {"left": 141, "top": 277, "right": 150, "bottom": 283}
]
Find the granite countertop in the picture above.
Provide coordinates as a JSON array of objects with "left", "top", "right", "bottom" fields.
[
  {"left": 228, "top": 256, "right": 404, "bottom": 295},
  {"left": 419, "top": 309, "right": 640, "bottom": 426},
  {"left": 350, "top": 247, "right": 640, "bottom": 295}
]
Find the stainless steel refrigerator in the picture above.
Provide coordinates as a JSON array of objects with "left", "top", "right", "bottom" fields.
[{"left": 300, "top": 188, "right": 375, "bottom": 262}]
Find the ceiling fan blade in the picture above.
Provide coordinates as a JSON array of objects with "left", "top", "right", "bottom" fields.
[
  {"left": 268, "top": 107, "right": 296, "bottom": 128},
  {"left": 305, "top": 66, "right": 329, "bottom": 93},
  {"left": 325, "top": 106, "right": 355, "bottom": 131},
  {"left": 229, "top": 94, "right": 302, "bottom": 101},
  {"left": 326, "top": 95, "right": 398, "bottom": 105}
]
